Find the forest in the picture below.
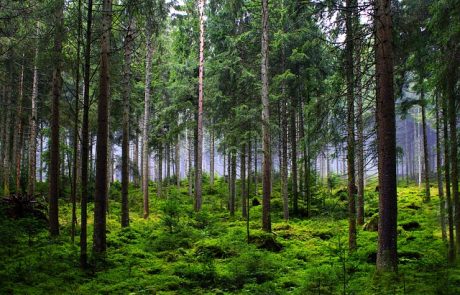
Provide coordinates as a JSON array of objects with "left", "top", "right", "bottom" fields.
[{"left": 0, "top": 0, "right": 459, "bottom": 294}]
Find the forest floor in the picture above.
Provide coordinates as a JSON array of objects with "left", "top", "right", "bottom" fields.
[{"left": 1, "top": 178, "right": 459, "bottom": 294}]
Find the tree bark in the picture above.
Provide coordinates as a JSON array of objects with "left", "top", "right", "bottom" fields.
[
  {"left": 121, "top": 4, "right": 135, "bottom": 228},
  {"left": 281, "top": 98, "right": 289, "bottom": 221},
  {"left": 195, "top": 0, "right": 206, "bottom": 211},
  {"left": 356, "top": 42, "right": 365, "bottom": 226},
  {"left": 375, "top": 0, "right": 397, "bottom": 272},
  {"left": 93, "top": 0, "right": 112, "bottom": 255},
  {"left": 241, "top": 145, "right": 247, "bottom": 218},
  {"left": 230, "top": 151, "right": 236, "bottom": 216},
  {"left": 346, "top": 0, "right": 357, "bottom": 251},
  {"left": 210, "top": 129, "right": 215, "bottom": 187},
  {"left": 435, "top": 94, "right": 446, "bottom": 241},
  {"left": 175, "top": 134, "right": 181, "bottom": 187},
  {"left": 420, "top": 86, "right": 430, "bottom": 202},
  {"left": 71, "top": 0, "right": 82, "bottom": 242},
  {"left": 28, "top": 24, "right": 40, "bottom": 196},
  {"left": 442, "top": 94, "right": 455, "bottom": 262},
  {"left": 14, "top": 62, "right": 25, "bottom": 193},
  {"left": 142, "top": 27, "right": 154, "bottom": 219},
  {"left": 49, "top": 0, "right": 65, "bottom": 237},
  {"left": 261, "top": 0, "right": 271, "bottom": 232},
  {"left": 290, "top": 98, "right": 298, "bottom": 215}
]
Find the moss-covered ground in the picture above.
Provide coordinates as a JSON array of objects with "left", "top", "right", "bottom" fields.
[{"left": 1, "top": 177, "right": 459, "bottom": 294}]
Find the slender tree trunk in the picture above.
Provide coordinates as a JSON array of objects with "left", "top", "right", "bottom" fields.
[
  {"left": 346, "top": 0, "right": 357, "bottom": 251},
  {"left": 230, "top": 151, "right": 236, "bottom": 216},
  {"left": 142, "top": 27, "right": 154, "bottom": 219},
  {"left": 447, "top": 75, "right": 459, "bottom": 256},
  {"left": 356, "top": 43, "right": 365, "bottom": 226},
  {"left": 241, "top": 145, "right": 247, "bottom": 218},
  {"left": 247, "top": 140, "right": 252, "bottom": 200},
  {"left": 435, "top": 95, "right": 446, "bottom": 240},
  {"left": 14, "top": 62, "right": 25, "bottom": 193},
  {"left": 281, "top": 98, "right": 289, "bottom": 221},
  {"left": 175, "top": 134, "right": 181, "bottom": 187},
  {"left": 254, "top": 140, "right": 258, "bottom": 196},
  {"left": 157, "top": 146, "right": 163, "bottom": 197},
  {"left": 195, "top": 0, "right": 205, "bottom": 211},
  {"left": 49, "top": 0, "right": 65, "bottom": 237},
  {"left": 442, "top": 94, "right": 455, "bottom": 262},
  {"left": 2, "top": 75, "right": 11, "bottom": 196},
  {"left": 420, "top": 87, "right": 430, "bottom": 202},
  {"left": 290, "top": 98, "right": 298, "bottom": 215},
  {"left": 210, "top": 129, "right": 215, "bottom": 187},
  {"left": 134, "top": 135, "right": 140, "bottom": 186},
  {"left": 93, "top": 0, "right": 112, "bottom": 255},
  {"left": 375, "top": 0, "right": 397, "bottom": 272},
  {"left": 261, "top": 0, "right": 271, "bottom": 232},
  {"left": 71, "top": 0, "right": 82, "bottom": 242},
  {"left": 28, "top": 24, "right": 40, "bottom": 196},
  {"left": 121, "top": 5, "right": 135, "bottom": 228}
]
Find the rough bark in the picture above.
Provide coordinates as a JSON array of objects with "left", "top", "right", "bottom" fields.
[
  {"left": 28, "top": 24, "right": 39, "bottom": 196},
  {"left": 356, "top": 41, "right": 365, "bottom": 226},
  {"left": 375, "top": 0, "right": 397, "bottom": 272},
  {"left": 442, "top": 94, "right": 455, "bottom": 262},
  {"left": 281, "top": 98, "right": 289, "bottom": 221},
  {"left": 93, "top": 0, "right": 112, "bottom": 255},
  {"left": 261, "top": 0, "right": 271, "bottom": 232},
  {"left": 210, "top": 129, "right": 215, "bottom": 187},
  {"left": 71, "top": 0, "right": 82, "bottom": 242},
  {"left": 49, "top": 0, "right": 65, "bottom": 237},
  {"left": 121, "top": 5, "right": 135, "bottom": 228},
  {"left": 230, "top": 151, "right": 236, "bottom": 216},
  {"left": 420, "top": 87, "right": 430, "bottom": 202},
  {"left": 142, "top": 27, "right": 154, "bottom": 219},
  {"left": 195, "top": 0, "right": 205, "bottom": 212},
  {"left": 290, "top": 98, "right": 298, "bottom": 215},
  {"left": 14, "top": 63, "right": 25, "bottom": 193},
  {"left": 435, "top": 95, "right": 446, "bottom": 240},
  {"left": 241, "top": 145, "right": 247, "bottom": 218},
  {"left": 175, "top": 134, "right": 181, "bottom": 187},
  {"left": 346, "top": 0, "right": 357, "bottom": 251}
]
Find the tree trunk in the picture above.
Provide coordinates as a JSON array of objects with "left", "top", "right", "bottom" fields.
[
  {"left": 157, "top": 146, "right": 163, "bottom": 198},
  {"left": 49, "top": 0, "right": 65, "bottom": 237},
  {"left": 230, "top": 151, "right": 236, "bottom": 216},
  {"left": 93, "top": 0, "right": 112, "bottom": 255},
  {"left": 356, "top": 42, "right": 365, "bottom": 226},
  {"left": 188, "top": 128, "right": 193, "bottom": 197},
  {"left": 241, "top": 145, "right": 247, "bottom": 218},
  {"left": 28, "top": 24, "right": 40, "bottom": 196},
  {"left": 442, "top": 94, "right": 455, "bottom": 262},
  {"left": 447, "top": 74, "right": 459, "bottom": 257},
  {"left": 210, "top": 129, "right": 215, "bottom": 187},
  {"left": 375, "top": 0, "right": 397, "bottom": 272},
  {"left": 142, "top": 27, "right": 154, "bottom": 219},
  {"left": 420, "top": 87, "right": 430, "bottom": 202},
  {"left": 281, "top": 98, "right": 289, "bottom": 221},
  {"left": 435, "top": 94, "right": 446, "bottom": 241},
  {"left": 290, "top": 98, "right": 298, "bottom": 215},
  {"left": 195, "top": 0, "right": 205, "bottom": 212},
  {"left": 346, "top": 0, "right": 357, "bottom": 251},
  {"left": 14, "top": 62, "right": 25, "bottom": 193},
  {"left": 71, "top": 0, "right": 82, "bottom": 242},
  {"left": 175, "top": 134, "right": 181, "bottom": 187},
  {"left": 121, "top": 5, "right": 135, "bottom": 228},
  {"left": 261, "top": 0, "right": 271, "bottom": 232}
]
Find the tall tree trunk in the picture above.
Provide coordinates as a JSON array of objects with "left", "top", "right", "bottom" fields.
[
  {"left": 175, "top": 134, "right": 181, "bottom": 187},
  {"left": 346, "top": 0, "right": 357, "bottom": 251},
  {"left": 93, "top": 0, "right": 112, "bottom": 255},
  {"left": 230, "top": 151, "right": 236, "bottom": 216},
  {"left": 447, "top": 73, "right": 459, "bottom": 257},
  {"left": 134, "top": 135, "right": 140, "bottom": 186},
  {"left": 210, "top": 129, "right": 215, "bottom": 187},
  {"left": 442, "top": 94, "right": 455, "bottom": 262},
  {"left": 195, "top": 0, "right": 205, "bottom": 211},
  {"left": 281, "top": 99, "right": 289, "bottom": 221},
  {"left": 435, "top": 95, "right": 446, "bottom": 241},
  {"left": 241, "top": 145, "right": 247, "bottom": 218},
  {"left": 356, "top": 41, "right": 365, "bottom": 226},
  {"left": 290, "top": 98, "right": 298, "bottom": 215},
  {"left": 71, "top": 0, "right": 82, "bottom": 242},
  {"left": 14, "top": 62, "right": 25, "bottom": 192},
  {"left": 121, "top": 5, "right": 135, "bottom": 228},
  {"left": 28, "top": 24, "right": 40, "bottom": 196},
  {"left": 420, "top": 86, "right": 430, "bottom": 202},
  {"left": 375, "top": 0, "right": 397, "bottom": 272},
  {"left": 261, "top": 0, "right": 271, "bottom": 232},
  {"left": 142, "top": 27, "right": 154, "bottom": 219},
  {"left": 157, "top": 146, "right": 163, "bottom": 197},
  {"left": 49, "top": 0, "right": 65, "bottom": 237}
]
